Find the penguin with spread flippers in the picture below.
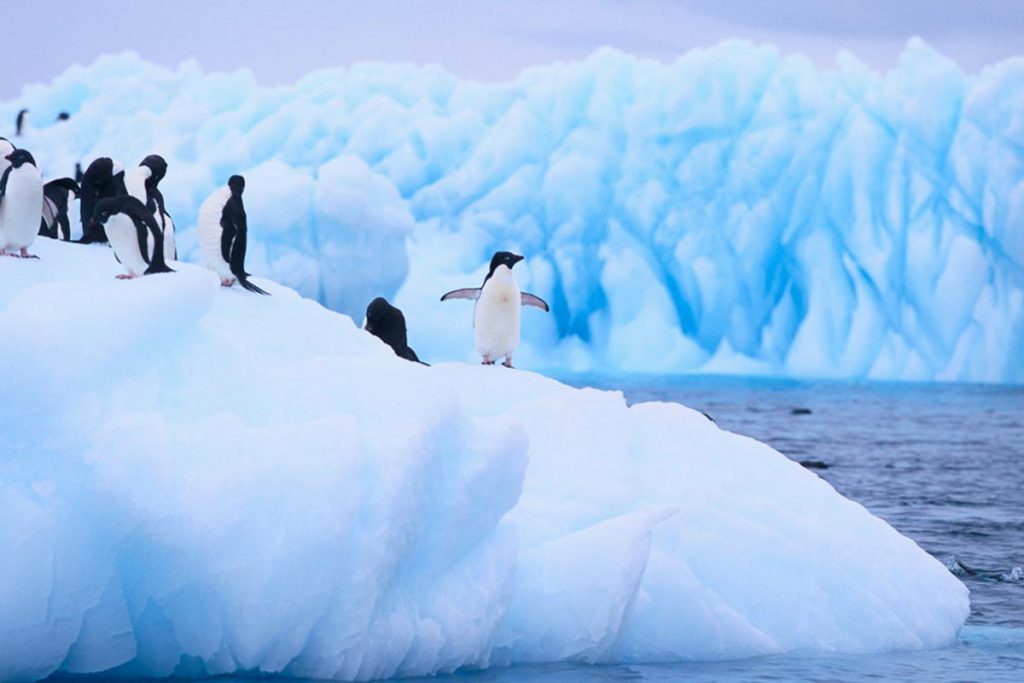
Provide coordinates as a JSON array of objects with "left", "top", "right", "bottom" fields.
[
  {"left": 440, "top": 251, "right": 549, "bottom": 368},
  {"left": 364, "top": 297, "right": 427, "bottom": 364},
  {"left": 0, "top": 149, "right": 44, "bottom": 258},
  {"left": 78, "top": 157, "right": 127, "bottom": 244},
  {"left": 90, "top": 196, "right": 174, "bottom": 279},
  {"left": 39, "top": 177, "right": 79, "bottom": 240},
  {"left": 126, "top": 154, "right": 176, "bottom": 260},
  {"left": 198, "top": 175, "right": 268, "bottom": 294}
]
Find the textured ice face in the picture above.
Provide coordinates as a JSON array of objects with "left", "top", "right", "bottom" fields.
[
  {"left": 0, "top": 241, "right": 969, "bottom": 680},
  {"left": 5, "top": 39, "right": 1023, "bottom": 381}
]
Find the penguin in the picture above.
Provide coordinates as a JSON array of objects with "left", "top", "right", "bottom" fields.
[
  {"left": 74, "top": 162, "right": 83, "bottom": 183},
  {"left": 0, "top": 149, "right": 44, "bottom": 258},
  {"left": 56, "top": 112, "right": 70, "bottom": 122},
  {"left": 364, "top": 297, "right": 427, "bottom": 364},
  {"left": 15, "top": 109, "right": 28, "bottom": 136},
  {"left": 90, "top": 196, "right": 174, "bottom": 279},
  {"left": 78, "top": 157, "right": 127, "bottom": 244},
  {"left": 39, "top": 177, "right": 79, "bottom": 240},
  {"left": 0, "top": 137, "right": 15, "bottom": 177},
  {"left": 198, "top": 175, "right": 269, "bottom": 295},
  {"left": 440, "top": 251, "right": 549, "bottom": 368},
  {"left": 125, "top": 154, "right": 175, "bottom": 260}
]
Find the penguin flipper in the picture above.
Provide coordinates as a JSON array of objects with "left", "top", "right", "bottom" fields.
[
  {"left": 440, "top": 288, "right": 481, "bottom": 302},
  {"left": 521, "top": 292, "right": 550, "bottom": 312},
  {"left": 44, "top": 177, "right": 79, "bottom": 197}
]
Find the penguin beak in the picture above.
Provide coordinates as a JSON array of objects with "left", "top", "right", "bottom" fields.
[{"left": 511, "top": 254, "right": 524, "bottom": 266}]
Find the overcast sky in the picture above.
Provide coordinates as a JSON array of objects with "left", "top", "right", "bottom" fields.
[{"left": 2, "top": 1, "right": 1021, "bottom": 99}]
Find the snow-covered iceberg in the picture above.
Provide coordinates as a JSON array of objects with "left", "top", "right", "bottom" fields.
[
  {"left": 0, "top": 241, "right": 968, "bottom": 680},
  {"left": 4, "top": 39, "right": 1023, "bottom": 382}
]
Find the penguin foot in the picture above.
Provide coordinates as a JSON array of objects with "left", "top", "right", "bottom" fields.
[
  {"left": 115, "top": 273, "right": 137, "bottom": 280},
  {"left": 482, "top": 357, "right": 495, "bottom": 365},
  {"left": 221, "top": 278, "right": 235, "bottom": 287},
  {"left": 18, "top": 248, "right": 38, "bottom": 259},
  {"left": 502, "top": 358, "right": 514, "bottom": 368}
]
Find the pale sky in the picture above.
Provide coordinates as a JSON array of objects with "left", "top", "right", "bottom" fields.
[{"left": 2, "top": 1, "right": 1021, "bottom": 99}]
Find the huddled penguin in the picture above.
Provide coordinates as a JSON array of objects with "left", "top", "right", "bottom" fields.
[
  {"left": 15, "top": 109, "right": 28, "bottom": 136},
  {"left": 440, "top": 251, "right": 549, "bottom": 368},
  {"left": 0, "top": 149, "right": 44, "bottom": 258},
  {"left": 39, "top": 178, "right": 80, "bottom": 240},
  {"left": 125, "top": 154, "right": 175, "bottom": 259},
  {"left": 364, "top": 297, "right": 426, "bottom": 364},
  {"left": 78, "top": 157, "right": 127, "bottom": 243},
  {"left": 198, "top": 175, "right": 269, "bottom": 294},
  {"left": 90, "top": 196, "right": 174, "bottom": 279}
]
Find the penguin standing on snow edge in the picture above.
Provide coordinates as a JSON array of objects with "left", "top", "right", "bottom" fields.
[
  {"left": 0, "top": 149, "right": 44, "bottom": 258},
  {"left": 440, "top": 251, "right": 549, "bottom": 368},
  {"left": 90, "top": 196, "right": 174, "bottom": 279},
  {"left": 364, "top": 297, "right": 427, "bottom": 365},
  {"left": 125, "top": 154, "right": 176, "bottom": 260},
  {"left": 198, "top": 175, "right": 269, "bottom": 295}
]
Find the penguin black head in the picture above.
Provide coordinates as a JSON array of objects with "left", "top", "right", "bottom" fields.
[
  {"left": 91, "top": 195, "right": 141, "bottom": 225},
  {"left": 6, "top": 149, "right": 36, "bottom": 168},
  {"left": 488, "top": 251, "right": 524, "bottom": 277},
  {"left": 228, "top": 175, "right": 245, "bottom": 195},
  {"left": 57, "top": 112, "right": 70, "bottom": 122},
  {"left": 140, "top": 154, "right": 167, "bottom": 183}
]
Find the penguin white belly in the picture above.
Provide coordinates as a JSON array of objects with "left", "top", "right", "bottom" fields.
[
  {"left": 474, "top": 272, "right": 522, "bottom": 360},
  {"left": 162, "top": 212, "right": 176, "bottom": 260},
  {"left": 106, "top": 214, "right": 149, "bottom": 276},
  {"left": 0, "top": 169, "right": 43, "bottom": 250},
  {"left": 198, "top": 188, "right": 234, "bottom": 281}
]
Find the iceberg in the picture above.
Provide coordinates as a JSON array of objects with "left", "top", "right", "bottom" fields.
[
  {"left": 3, "top": 39, "right": 1023, "bottom": 382},
  {"left": 0, "top": 240, "right": 968, "bottom": 680}
]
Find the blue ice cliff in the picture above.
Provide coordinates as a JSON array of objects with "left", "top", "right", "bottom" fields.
[
  {"left": 4, "top": 39, "right": 1023, "bottom": 381},
  {"left": 0, "top": 240, "right": 968, "bottom": 679}
]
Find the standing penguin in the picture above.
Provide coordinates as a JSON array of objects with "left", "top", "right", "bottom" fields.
[
  {"left": 198, "top": 175, "right": 268, "bottom": 295},
  {"left": 0, "top": 138, "right": 14, "bottom": 178},
  {"left": 125, "top": 154, "right": 176, "bottom": 260},
  {"left": 15, "top": 109, "right": 28, "bottom": 136},
  {"left": 440, "top": 251, "right": 549, "bottom": 368},
  {"left": 39, "top": 177, "right": 80, "bottom": 240},
  {"left": 78, "top": 157, "right": 127, "bottom": 244},
  {"left": 364, "top": 297, "right": 427, "bottom": 364},
  {"left": 0, "top": 149, "right": 44, "bottom": 258},
  {"left": 90, "top": 196, "right": 174, "bottom": 279}
]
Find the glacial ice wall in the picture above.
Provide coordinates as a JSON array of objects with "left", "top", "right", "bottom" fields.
[
  {"left": 4, "top": 39, "right": 1023, "bottom": 381},
  {"left": 0, "top": 240, "right": 969, "bottom": 680}
]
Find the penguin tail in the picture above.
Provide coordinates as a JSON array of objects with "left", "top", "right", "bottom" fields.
[
  {"left": 238, "top": 274, "right": 270, "bottom": 296},
  {"left": 144, "top": 262, "right": 175, "bottom": 276}
]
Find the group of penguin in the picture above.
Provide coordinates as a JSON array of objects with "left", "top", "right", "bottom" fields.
[{"left": 1, "top": 125, "right": 549, "bottom": 368}]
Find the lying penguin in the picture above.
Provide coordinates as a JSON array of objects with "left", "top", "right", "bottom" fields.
[
  {"left": 440, "top": 251, "right": 548, "bottom": 368},
  {"left": 364, "top": 297, "right": 426, "bottom": 365},
  {"left": 39, "top": 177, "right": 79, "bottom": 240},
  {"left": 90, "top": 196, "right": 174, "bottom": 279},
  {"left": 198, "top": 175, "right": 269, "bottom": 295}
]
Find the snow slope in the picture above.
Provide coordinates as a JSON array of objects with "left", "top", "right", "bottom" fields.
[
  {"left": 4, "top": 40, "right": 1023, "bottom": 382},
  {"left": 0, "top": 241, "right": 968, "bottom": 680}
]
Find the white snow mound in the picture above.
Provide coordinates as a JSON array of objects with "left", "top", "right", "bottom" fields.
[{"left": 0, "top": 241, "right": 968, "bottom": 680}]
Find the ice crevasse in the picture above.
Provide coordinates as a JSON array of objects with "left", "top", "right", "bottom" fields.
[
  {"left": 0, "top": 241, "right": 968, "bottom": 680},
  {"left": 4, "top": 38, "right": 1023, "bottom": 382}
]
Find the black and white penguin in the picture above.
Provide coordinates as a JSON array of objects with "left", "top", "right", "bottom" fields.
[
  {"left": 78, "top": 157, "right": 127, "bottom": 244},
  {"left": 90, "top": 196, "right": 174, "bottom": 279},
  {"left": 15, "top": 109, "right": 28, "bottom": 136},
  {"left": 0, "top": 137, "right": 15, "bottom": 177},
  {"left": 0, "top": 149, "right": 44, "bottom": 258},
  {"left": 440, "top": 251, "right": 549, "bottom": 368},
  {"left": 39, "top": 177, "right": 79, "bottom": 240},
  {"left": 125, "top": 154, "right": 175, "bottom": 259},
  {"left": 198, "top": 175, "right": 269, "bottom": 295},
  {"left": 56, "top": 112, "right": 70, "bottom": 122},
  {"left": 364, "top": 297, "right": 427, "bottom": 364}
]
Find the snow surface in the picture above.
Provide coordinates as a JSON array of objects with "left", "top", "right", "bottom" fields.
[
  {"left": 3, "top": 40, "right": 1023, "bottom": 382},
  {"left": 0, "top": 240, "right": 968, "bottom": 680}
]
